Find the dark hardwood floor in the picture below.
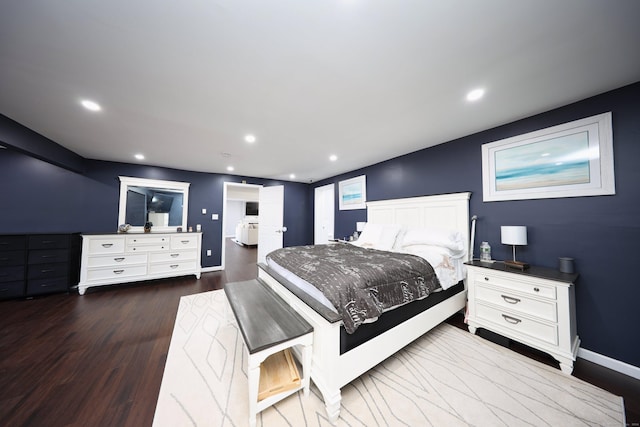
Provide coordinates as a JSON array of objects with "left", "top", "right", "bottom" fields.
[{"left": 1, "top": 238, "right": 638, "bottom": 426}]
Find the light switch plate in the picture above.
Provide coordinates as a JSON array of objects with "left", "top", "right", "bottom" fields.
[
  {"left": 201, "top": 208, "right": 207, "bottom": 214},
  {"left": 196, "top": 224, "right": 201, "bottom": 231},
  {"left": 211, "top": 213, "right": 219, "bottom": 220}
]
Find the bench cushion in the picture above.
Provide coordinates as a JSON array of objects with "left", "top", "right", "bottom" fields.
[{"left": 224, "top": 279, "right": 313, "bottom": 354}]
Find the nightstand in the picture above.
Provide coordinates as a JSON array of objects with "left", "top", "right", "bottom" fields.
[{"left": 465, "top": 260, "right": 580, "bottom": 374}]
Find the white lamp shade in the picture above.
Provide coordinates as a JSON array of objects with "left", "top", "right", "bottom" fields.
[
  {"left": 356, "top": 222, "right": 366, "bottom": 232},
  {"left": 501, "top": 226, "right": 527, "bottom": 246}
]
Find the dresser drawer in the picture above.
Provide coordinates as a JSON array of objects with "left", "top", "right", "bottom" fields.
[
  {"left": 28, "top": 249, "right": 69, "bottom": 265},
  {"left": 126, "top": 235, "right": 170, "bottom": 246},
  {"left": 28, "top": 262, "right": 69, "bottom": 280},
  {"left": 87, "top": 253, "right": 148, "bottom": 268},
  {"left": 476, "top": 303, "right": 558, "bottom": 346},
  {"left": 171, "top": 235, "right": 199, "bottom": 250},
  {"left": 0, "top": 235, "right": 26, "bottom": 251},
  {"left": 27, "top": 276, "right": 69, "bottom": 295},
  {"left": 474, "top": 273, "right": 556, "bottom": 300},
  {"left": 148, "top": 260, "right": 197, "bottom": 275},
  {"left": 128, "top": 244, "right": 169, "bottom": 252},
  {"left": 475, "top": 284, "right": 557, "bottom": 322},
  {"left": 149, "top": 250, "right": 197, "bottom": 263},
  {"left": 0, "top": 250, "right": 25, "bottom": 266},
  {"left": 0, "top": 265, "right": 26, "bottom": 282},
  {"left": 86, "top": 265, "right": 147, "bottom": 282},
  {"left": 88, "top": 238, "right": 125, "bottom": 255},
  {"left": 28, "top": 234, "right": 69, "bottom": 249},
  {"left": 0, "top": 281, "right": 25, "bottom": 299}
]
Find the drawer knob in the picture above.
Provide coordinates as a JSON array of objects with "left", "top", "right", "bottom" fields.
[
  {"left": 501, "top": 314, "right": 522, "bottom": 325},
  {"left": 534, "top": 287, "right": 540, "bottom": 292},
  {"left": 501, "top": 295, "right": 521, "bottom": 304},
  {"left": 484, "top": 277, "right": 489, "bottom": 281}
]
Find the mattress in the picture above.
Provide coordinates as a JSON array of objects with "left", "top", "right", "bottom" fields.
[{"left": 266, "top": 243, "right": 441, "bottom": 334}]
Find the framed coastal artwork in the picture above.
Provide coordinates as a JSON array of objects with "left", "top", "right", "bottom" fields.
[
  {"left": 339, "top": 175, "right": 366, "bottom": 210},
  {"left": 482, "top": 112, "right": 615, "bottom": 202}
]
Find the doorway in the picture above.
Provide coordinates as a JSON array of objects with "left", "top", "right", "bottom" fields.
[
  {"left": 314, "top": 183, "right": 335, "bottom": 244},
  {"left": 222, "top": 182, "right": 261, "bottom": 272}
]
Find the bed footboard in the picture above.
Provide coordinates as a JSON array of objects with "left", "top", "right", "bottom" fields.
[{"left": 258, "top": 265, "right": 467, "bottom": 424}]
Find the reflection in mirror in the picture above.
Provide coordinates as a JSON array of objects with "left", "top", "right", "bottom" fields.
[{"left": 118, "top": 177, "right": 190, "bottom": 232}]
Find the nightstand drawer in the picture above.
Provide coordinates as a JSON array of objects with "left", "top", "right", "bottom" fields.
[
  {"left": 476, "top": 303, "right": 558, "bottom": 346},
  {"left": 475, "top": 284, "right": 557, "bottom": 322},
  {"left": 475, "top": 273, "right": 556, "bottom": 300}
]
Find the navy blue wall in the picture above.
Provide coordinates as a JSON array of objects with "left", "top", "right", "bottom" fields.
[
  {"left": 313, "top": 82, "right": 640, "bottom": 368},
  {"left": 0, "top": 152, "right": 312, "bottom": 268},
  {"left": 2, "top": 81, "right": 638, "bottom": 369}
]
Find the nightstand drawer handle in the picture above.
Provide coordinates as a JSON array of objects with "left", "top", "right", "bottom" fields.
[
  {"left": 113, "top": 269, "right": 124, "bottom": 274},
  {"left": 102, "top": 243, "right": 113, "bottom": 248},
  {"left": 170, "top": 253, "right": 180, "bottom": 258},
  {"left": 170, "top": 264, "right": 179, "bottom": 269},
  {"left": 114, "top": 257, "right": 125, "bottom": 262},
  {"left": 484, "top": 277, "right": 489, "bottom": 281},
  {"left": 533, "top": 287, "right": 540, "bottom": 292},
  {"left": 501, "top": 295, "right": 521, "bottom": 304},
  {"left": 501, "top": 314, "right": 522, "bottom": 325}
]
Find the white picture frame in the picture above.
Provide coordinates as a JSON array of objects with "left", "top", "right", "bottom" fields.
[
  {"left": 482, "top": 112, "right": 615, "bottom": 202},
  {"left": 338, "top": 175, "right": 366, "bottom": 210}
]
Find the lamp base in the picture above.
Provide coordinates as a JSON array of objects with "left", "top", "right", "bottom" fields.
[{"left": 504, "top": 260, "right": 530, "bottom": 270}]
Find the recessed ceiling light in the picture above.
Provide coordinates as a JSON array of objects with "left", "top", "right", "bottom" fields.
[
  {"left": 227, "top": 166, "right": 235, "bottom": 172},
  {"left": 244, "top": 134, "right": 256, "bottom": 143},
  {"left": 466, "top": 88, "right": 485, "bottom": 102},
  {"left": 329, "top": 154, "right": 338, "bottom": 162},
  {"left": 134, "top": 154, "right": 145, "bottom": 160},
  {"left": 81, "top": 99, "right": 102, "bottom": 111}
]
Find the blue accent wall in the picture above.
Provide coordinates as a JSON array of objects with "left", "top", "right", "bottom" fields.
[
  {"left": 0, "top": 153, "right": 311, "bottom": 268},
  {"left": 314, "top": 82, "right": 640, "bottom": 368},
  {"left": 1, "top": 81, "right": 638, "bottom": 369}
]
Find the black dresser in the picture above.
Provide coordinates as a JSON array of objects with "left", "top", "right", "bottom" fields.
[{"left": 0, "top": 233, "right": 80, "bottom": 300}]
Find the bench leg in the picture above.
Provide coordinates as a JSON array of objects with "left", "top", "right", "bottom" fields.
[
  {"left": 248, "top": 356, "right": 260, "bottom": 427},
  {"left": 301, "top": 343, "right": 312, "bottom": 397}
]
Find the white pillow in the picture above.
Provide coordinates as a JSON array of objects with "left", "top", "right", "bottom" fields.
[
  {"left": 356, "top": 223, "right": 401, "bottom": 251},
  {"left": 401, "top": 227, "right": 464, "bottom": 252}
]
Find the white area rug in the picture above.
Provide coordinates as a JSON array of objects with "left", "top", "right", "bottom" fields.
[{"left": 153, "top": 290, "right": 624, "bottom": 426}]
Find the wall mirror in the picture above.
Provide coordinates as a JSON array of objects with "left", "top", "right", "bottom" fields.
[{"left": 118, "top": 176, "right": 190, "bottom": 232}]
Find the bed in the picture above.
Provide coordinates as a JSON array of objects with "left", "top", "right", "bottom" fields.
[{"left": 257, "top": 192, "right": 471, "bottom": 423}]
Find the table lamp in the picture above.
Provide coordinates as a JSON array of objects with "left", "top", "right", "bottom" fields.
[{"left": 501, "top": 226, "right": 529, "bottom": 270}]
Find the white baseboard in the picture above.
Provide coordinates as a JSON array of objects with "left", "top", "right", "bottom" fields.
[
  {"left": 201, "top": 266, "right": 222, "bottom": 273},
  {"left": 578, "top": 347, "right": 640, "bottom": 380}
]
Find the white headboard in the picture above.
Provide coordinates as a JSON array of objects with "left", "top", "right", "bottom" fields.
[{"left": 366, "top": 192, "right": 471, "bottom": 259}]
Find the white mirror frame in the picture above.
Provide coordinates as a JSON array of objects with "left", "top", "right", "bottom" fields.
[{"left": 118, "top": 176, "right": 190, "bottom": 232}]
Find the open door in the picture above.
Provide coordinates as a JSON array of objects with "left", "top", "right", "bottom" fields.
[
  {"left": 314, "top": 183, "right": 334, "bottom": 244},
  {"left": 257, "top": 185, "right": 285, "bottom": 264}
]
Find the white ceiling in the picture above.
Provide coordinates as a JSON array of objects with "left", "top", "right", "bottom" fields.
[{"left": 1, "top": 1, "right": 639, "bottom": 183}]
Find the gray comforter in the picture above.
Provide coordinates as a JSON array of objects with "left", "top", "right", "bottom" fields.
[{"left": 266, "top": 244, "right": 441, "bottom": 333}]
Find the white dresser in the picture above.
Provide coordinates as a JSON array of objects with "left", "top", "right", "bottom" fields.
[
  {"left": 465, "top": 260, "right": 580, "bottom": 374},
  {"left": 78, "top": 232, "right": 202, "bottom": 295}
]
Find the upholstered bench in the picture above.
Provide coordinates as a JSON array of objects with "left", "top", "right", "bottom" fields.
[{"left": 224, "top": 279, "right": 313, "bottom": 427}]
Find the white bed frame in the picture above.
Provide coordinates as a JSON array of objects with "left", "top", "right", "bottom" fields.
[{"left": 258, "top": 192, "right": 471, "bottom": 424}]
